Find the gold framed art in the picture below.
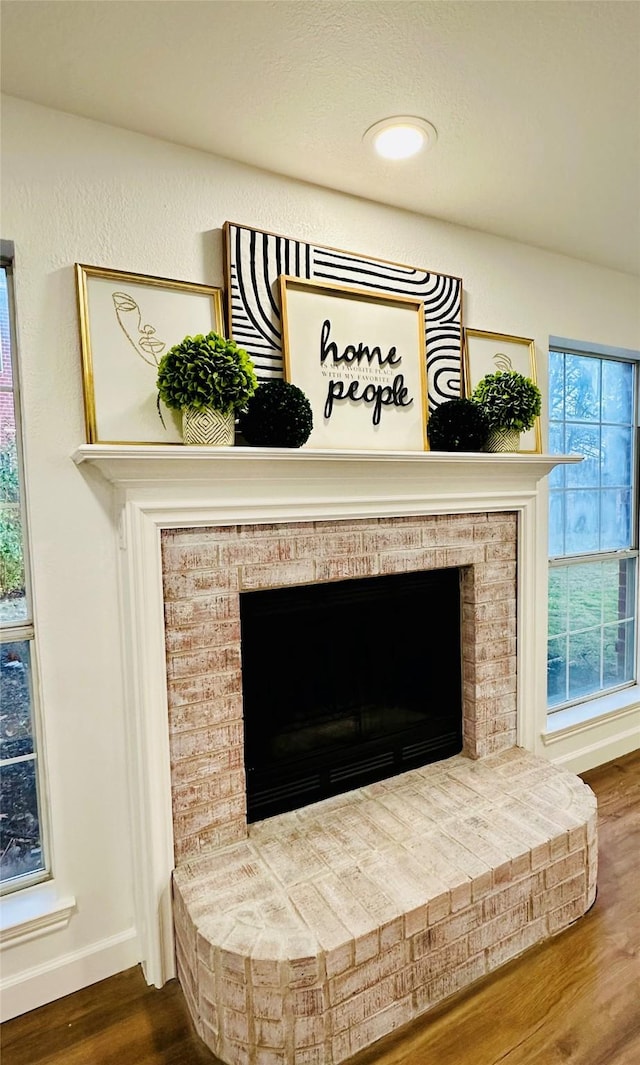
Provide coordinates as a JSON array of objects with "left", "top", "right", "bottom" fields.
[
  {"left": 223, "top": 220, "right": 463, "bottom": 414},
  {"left": 463, "top": 327, "right": 542, "bottom": 453},
  {"left": 75, "top": 264, "right": 224, "bottom": 443},
  {"left": 279, "top": 275, "right": 429, "bottom": 451}
]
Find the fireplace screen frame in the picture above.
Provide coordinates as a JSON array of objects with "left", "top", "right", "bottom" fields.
[{"left": 240, "top": 567, "right": 464, "bottom": 821}]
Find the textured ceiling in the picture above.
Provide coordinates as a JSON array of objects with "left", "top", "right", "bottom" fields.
[{"left": 2, "top": 0, "right": 639, "bottom": 275}]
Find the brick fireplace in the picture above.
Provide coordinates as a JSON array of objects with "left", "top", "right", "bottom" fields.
[
  {"left": 73, "top": 444, "right": 593, "bottom": 1065},
  {"left": 162, "top": 510, "right": 521, "bottom": 862}
]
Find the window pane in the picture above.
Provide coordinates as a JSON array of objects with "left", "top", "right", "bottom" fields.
[
  {"left": 604, "top": 557, "right": 636, "bottom": 623},
  {"left": 0, "top": 640, "right": 34, "bottom": 760},
  {"left": 568, "top": 629, "right": 602, "bottom": 700},
  {"left": 1, "top": 268, "right": 27, "bottom": 625},
  {"left": 565, "top": 489, "right": 600, "bottom": 554},
  {"left": 548, "top": 351, "right": 565, "bottom": 420},
  {"left": 548, "top": 490, "right": 565, "bottom": 557},
  {"left": 565, "top": 354, "right": 600, "bottom": 421},
  {"left": 568, "top": 564, "right": 602, "bottom": 629},
  {"left": 601, "top": 489, "right": 631, "bottom": 551},
  {"left": 0, "top": 437, "right": 27, "bottom": 624},
  {"left": 548, "top": 557, "right": 637, "bottom": 710},
  {"left": 548, "top": 422, "right": 565, "bottom": 488},
  {"left": 548, "top": 567, "right": 568, "bottom": 636},
  {"left": 601, "top": 426, "right": 632, "bottom": 487},
  {"left": 0, "top": 269, "right": 12, "bottom": 388},
  {"left": 565, "top": 424, "right": 599, "bottom": 487},
  {"left": 547, "top": 634, "right": 568, "bottom": 706},
  {"left": 0, "top": 758, "right": 44, "bottom": 884},
  {"left": 602, "top": 359, "right": 634, "bottom": 424},
  {"left": 603, "top": 620, "right": 635, "bottom": 688}
]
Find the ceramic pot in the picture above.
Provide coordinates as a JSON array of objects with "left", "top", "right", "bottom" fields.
[
  {"left": 182, "top": 406, "right": 234, "bottom": 446},
  {"left": 484, "top": 427, "right": 521, "bottom": 453}
]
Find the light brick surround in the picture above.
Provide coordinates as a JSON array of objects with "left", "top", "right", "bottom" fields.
[
  {"left": 160, "top": 511, "right": 597, "bottom": 1065},
  {"left": 162, "top": 511, "right": 519, "bottom": 862}
]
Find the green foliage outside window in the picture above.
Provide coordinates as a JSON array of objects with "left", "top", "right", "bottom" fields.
[{"left": 0, "top": 438, "right": 25, "bottom": 601}]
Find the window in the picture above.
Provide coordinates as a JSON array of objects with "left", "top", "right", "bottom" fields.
[
  {"left": 547, "top": 338, "right": 639, "bottom": 713},
  {"left": 0, "top": 245, "right": 49, "bottom": 892}
]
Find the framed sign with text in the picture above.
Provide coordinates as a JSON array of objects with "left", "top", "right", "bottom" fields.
[{"left": 279, "top": 276, "right": 429, "bottom": 451}]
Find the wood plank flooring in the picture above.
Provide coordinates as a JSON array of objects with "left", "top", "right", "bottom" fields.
[{"left": 2, "top": 751, "right": 639, "bottom": 1065}]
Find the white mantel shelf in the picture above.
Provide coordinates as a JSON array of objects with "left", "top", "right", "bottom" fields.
[{"left": 72, "top": 444, "right": 580, "bottom": 523}]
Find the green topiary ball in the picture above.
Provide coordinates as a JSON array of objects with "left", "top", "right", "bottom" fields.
[
  {"left": 238, "top": 379, "right": 314, "bottom": 448},
  {"left": 472, "top": 370, "right": 541, "bottom": 432},
  {"left": 427, "top": 397, "right": 490, "bottom": 452},
  {"left": 156, "top": 331, "right": 257, "bottom": 413}
]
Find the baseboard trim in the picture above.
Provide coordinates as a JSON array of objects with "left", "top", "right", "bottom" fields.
[{"left": 0, "top": 926, "right": 140, "bottom": 1022}]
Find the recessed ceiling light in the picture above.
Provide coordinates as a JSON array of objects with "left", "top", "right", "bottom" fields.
[{"left": 363, "top": 116, "right": 437, "bottom": 160}]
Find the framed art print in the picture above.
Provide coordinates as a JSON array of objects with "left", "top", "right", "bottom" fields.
[
  {"left": 463, "top": 327, "right": 542, "bottom": 453},
  {"left": 75, "top": 264, "right": 224, "bottom": 443},
  {"left": 224, "top": 221, "right": 463, "bottom": 414}
]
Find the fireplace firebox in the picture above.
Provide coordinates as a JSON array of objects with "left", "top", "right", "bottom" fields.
[{"left": 240, "top": 566, "right": 462, "bottom": 820}]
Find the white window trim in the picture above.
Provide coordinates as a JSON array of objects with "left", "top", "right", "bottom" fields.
[
  {"left": 550, "top": 334, "right": 640, "bottom": 363},
  {"left": 543, "top": 682, "right": 640, "bottom": 738},
  {"left": 0, "top": 882, "right": 76, "bottom": 948}
]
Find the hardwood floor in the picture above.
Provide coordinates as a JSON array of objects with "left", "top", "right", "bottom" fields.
[{"left": 2, "top": 751, "right": 639, "bottom": 1065}]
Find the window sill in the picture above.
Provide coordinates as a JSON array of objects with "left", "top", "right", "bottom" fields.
[
  {"left": 0, "top": 882, "right": 76, "bottom": 948},
  {"left": 542, "top": 684, "right": 640, "bottom": 744}
]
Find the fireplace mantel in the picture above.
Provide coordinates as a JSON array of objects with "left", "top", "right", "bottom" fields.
[
  {"left": 71, "top": 442, "right": 579, "bottom": 992},
  {"left": 73, "top": 444, "right": 578, "bottom": 522}
]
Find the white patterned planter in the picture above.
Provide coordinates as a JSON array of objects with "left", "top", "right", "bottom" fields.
[
  {"left": 485, "top": 427, "right": 521, "bottom": 453},
  {"left": 182, "top": 406, "right": 234, "bottom": 446}
]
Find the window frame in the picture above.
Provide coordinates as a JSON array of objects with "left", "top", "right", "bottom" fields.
[
  {"left": 547, "top": 333, "right": 640, "bottom": 718},
  {"left": 0, "top": 241, "right": 51, "bottom": 895}
]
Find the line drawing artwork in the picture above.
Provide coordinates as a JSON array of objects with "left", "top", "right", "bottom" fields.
[
  {"left": 224, "top": 222, "right": 463, "bottom": 412},
  {"left": 112, "top": 290, "right": 167, "bottom": 367},
  {"left": 492, "top": 352, "right": 514, "bottom": 372},
  {"left": 76, "top": 262, "right": 224, "bottom": 443}
]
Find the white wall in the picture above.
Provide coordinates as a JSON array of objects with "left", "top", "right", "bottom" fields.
[{"left": 1, "top": 94, "right": 638, "bottom": 1019}]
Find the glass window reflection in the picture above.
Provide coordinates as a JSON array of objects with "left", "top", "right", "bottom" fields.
[
  {"left": 602, "top": 359, "right": 633, "bottom": 424},
  {"left": 565, "top": 354, "right": 600, "bottom": 421}
]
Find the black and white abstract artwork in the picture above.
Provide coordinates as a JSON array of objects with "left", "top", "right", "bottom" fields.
[{"left": 223, "top": 221, "right": 463, "bottom": 411}]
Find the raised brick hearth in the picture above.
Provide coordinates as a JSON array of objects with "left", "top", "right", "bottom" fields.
[
  {"left": 172, "top": 749, "right": 596, "bottom": 1065},
  {"left": 160, "top": 509, "right": 597, "bottom": 1065}
]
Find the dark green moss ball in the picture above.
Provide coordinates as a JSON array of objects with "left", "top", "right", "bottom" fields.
[
  {"left": 238, "top": 379, "right": 313, "bottom": 448},
  {"left": 427, "top": 397, "right": 490, "bottom": 452}
]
